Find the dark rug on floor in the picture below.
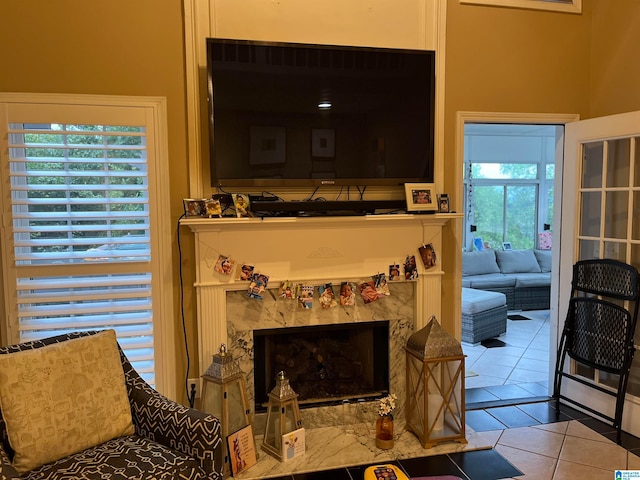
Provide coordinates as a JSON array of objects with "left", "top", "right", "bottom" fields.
[
  {"left": 508, "top": 314, "right": 530, "bottom": 320},
  {"left": 481, "top": 338, "right": 506, "bottom": 348}
]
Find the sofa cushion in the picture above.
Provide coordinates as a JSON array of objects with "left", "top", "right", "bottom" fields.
[
  {"left": 514, "top": 273, "right": 552, "bottom": 288},
  {"left": 461, "top": 287, "right": 507, "bottom": 315},
  {"left": 0, "top": 329, "right": 134, "bottom": 473},
  {"left": 462, "top": 249, "right": 500, "bottom": 276},
  {"left": 534, "top": 249, "right": 552, "bottom": 273},
  {"left": 496, "top": 250, "right": 541, "bottom": 274},
  {"left": 22, "top": 435, "right": 208, "bottom": 480},
  {"left": 465, "top": 273, "right": 516, "bottom": 289}
]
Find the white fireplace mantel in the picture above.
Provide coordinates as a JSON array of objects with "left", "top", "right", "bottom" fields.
[{"left": 183, "top": 213, "right": 461, "bottom": 375}]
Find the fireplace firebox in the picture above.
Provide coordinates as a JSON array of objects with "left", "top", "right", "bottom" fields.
[{"left": 253, "top": 321, "right": 390, "bottom": 411}]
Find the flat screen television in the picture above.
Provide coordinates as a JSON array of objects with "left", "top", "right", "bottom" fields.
[{"left": 206, "top": 38, "right": 435, "bottom": 188}]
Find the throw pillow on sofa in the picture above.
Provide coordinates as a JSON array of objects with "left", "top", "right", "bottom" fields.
[
  {"left": 495, "top": 249, "right": 542, "bottom": 274},
  {"left": 462, "top": 249, "right": 501, "bottom": 276},
  {"left": 534, "top": 249, "right": 552, "bottom": 272},
  {"left": 0, "top": 329, "right": 134, "bottom": 473}
]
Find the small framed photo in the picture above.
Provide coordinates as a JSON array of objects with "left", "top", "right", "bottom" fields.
[
  {"left": 183, "top": 198, "right": 206, "bottom": 217},
  {"left": 503, "top": 242, "right": 513, "bottom": 251},
  {"left": 437, "top": 194, "right": 450, "bottom": 213},
  {"left": 404, "top": 183, "right": 437, "bottom": 212}
]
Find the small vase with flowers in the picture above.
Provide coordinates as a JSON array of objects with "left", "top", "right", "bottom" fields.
[{"left": 375, "top": 394, "right": 397, "bottom": 449}]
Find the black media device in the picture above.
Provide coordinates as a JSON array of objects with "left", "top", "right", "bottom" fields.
[{"left": 206, "top": 38, "right": 436, "bottom": 189}]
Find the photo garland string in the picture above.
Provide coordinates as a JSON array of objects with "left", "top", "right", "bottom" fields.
[{"left": 203, "top": 240, "right": 438, "bottom": 308}]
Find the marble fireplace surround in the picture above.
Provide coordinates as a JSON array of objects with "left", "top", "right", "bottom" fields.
[
  {"left": 184, "top": 214, "right": 460, "bottom": 428},
  {"left": 226, "top": 282, "right": 414, "bottom": 429}
]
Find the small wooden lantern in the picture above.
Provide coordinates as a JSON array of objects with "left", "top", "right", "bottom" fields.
[
  {"left": 405, "top": 316, "right": 467, "bottom": 448},
  {"left": 261, "top": 371, "right": 303, "bottom": 461},
  {"left": 201, "top": 344, "right": 254, "bottom": 471}
]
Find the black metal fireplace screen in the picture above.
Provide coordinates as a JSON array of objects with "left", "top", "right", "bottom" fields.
[{"left": 253, "top": 321, "right": 390, "bottom": 411}]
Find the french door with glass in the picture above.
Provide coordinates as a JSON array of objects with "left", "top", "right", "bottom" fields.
[{"left": 557, "top": 110, "right": 640, "bottom": 436}]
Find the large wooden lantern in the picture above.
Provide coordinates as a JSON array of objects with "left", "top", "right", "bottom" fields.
[
  {"left": 262, "top": 371, "right": 303, "bottom": 461},
  {"left": 200, "top": 343, "right": 253, "bottom": 472},
  {"left": 405, "top": 316, "right": 467, "bottom": 448}
]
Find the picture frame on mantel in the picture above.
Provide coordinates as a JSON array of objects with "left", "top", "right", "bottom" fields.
[{"left": 405, "top": 183, "right": 437, "bottom": 212}]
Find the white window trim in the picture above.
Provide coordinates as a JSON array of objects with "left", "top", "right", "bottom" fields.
[
  {"left": 0, "top": 92, "right": 177, "bottom": 400},
  {"left": 460, "top": 0, "right": 581, "bottom": 14}
]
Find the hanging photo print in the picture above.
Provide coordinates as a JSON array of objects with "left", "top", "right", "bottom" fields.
[
  {"left": 279, "top": 281, "right": 296, "bottom": 299},
  {"left": 214, "top": 255, "right": 235, "bottom": 276},
  {"left": 318, "top": 283, "right": 338, "bottom": 309},
  {"left": 297, "top": 284, "right": 314, "bottom": 309},
  {"left": 418, "top": 243, "right": 437, "bottom": 270},
  {"left": 237, "top": 263, "right": 254, "bottom": 281},
  {"left": 388, "top": 263, "right": 402, "bottom": 281},
  {"left": 339, "top": 282, "right": 356, "bottom": 306},
  {"left": 404, "top": 255, "right": 419, "bottom": 280},
  {"left": 358, "top": 280, "right": 380, "bottom": 304},
  {"left": 373, "top": 273, "right": 390, "bottom": 296},
  {"left": 247, "top": 273, "right": 269, "bottom": 300}
]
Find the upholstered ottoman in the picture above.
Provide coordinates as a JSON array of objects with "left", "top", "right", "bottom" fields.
[{"left": 461, "top": 287, "right": 508, "bottom": 344}]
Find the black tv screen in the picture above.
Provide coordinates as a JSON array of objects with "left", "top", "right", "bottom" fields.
[{"left": 206, "top": 38, "right": 435, "bottom": 188}]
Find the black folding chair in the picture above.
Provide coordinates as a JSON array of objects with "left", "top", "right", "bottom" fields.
[{"left": 554, "top": 258, "right": 640, "bottom": 443}]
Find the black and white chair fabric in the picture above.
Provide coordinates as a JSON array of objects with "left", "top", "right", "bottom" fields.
[{"left": 0, "top": 330, "right": 223, "bottom": 479}]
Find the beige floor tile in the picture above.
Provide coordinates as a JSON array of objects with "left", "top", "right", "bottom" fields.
[
  {"left": 565, "top": 420, "right": 614, "bottom": 444},
  {"left": 514, "top": 357, "right": 549, "bottom": 373},
  {"left": 498, "top": 426, "right": 564, "bottom": 458},
  {"left": 553, "top": 459, "right": 613, "bottom": 480},
  {"left": 560, "top": 434, "right": 627, "bottom": 471},
  {"left": 532, "top": 421, "right": 569, "bottom": 435},
  {"left": 629, "top": 452, "right": 640, "bottom": 470},
  {"left": 506, "top": 368, "right": 549, "bottom": 383},
  {"left": 495, "top": 444, "right": 557, "bottom": 480}
]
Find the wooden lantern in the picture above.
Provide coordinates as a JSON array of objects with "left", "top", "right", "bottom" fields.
[
  {"left": 405, "top": 316, "right": 467, "bottom": 448},
  {"left": 200, "top": 343, "right": 254, "bottom": 472},
  {"left": 261, "top": 371, "right": 303, "bottom": 461}
]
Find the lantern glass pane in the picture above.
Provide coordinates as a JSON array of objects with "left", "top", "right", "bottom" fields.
[
  {"left": 201, "top": 381, "right": 223, "bottom": 418},
  {"left": 227, "top": 382, "right": 249, "bottom": 433},
  {"left": 264, "top": 403, "right": 282, "bottom": 451},
  {"left": 282, "top": 404, "right": 298, "bottom": 433}
]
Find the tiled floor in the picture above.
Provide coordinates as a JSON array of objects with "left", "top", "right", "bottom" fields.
[{"left": 464, "top": 309, "right": 552, "bottom": 405}]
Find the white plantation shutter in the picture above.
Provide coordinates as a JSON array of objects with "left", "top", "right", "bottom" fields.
[{"left": 0, "top": 95, "right": 174, "bottom": 393}]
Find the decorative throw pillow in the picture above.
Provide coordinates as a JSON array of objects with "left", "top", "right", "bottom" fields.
[
  {"left": 496, "top": 249, "right": 542, "bottom": 274},
  {"left": 462, "top": 249, "right": 500, "bottom": 276},
  {"left": 0, "top": 330, "right": 134, "bottom": 473},
  {"left": 534, "top": 249, "right": 552, "bottom": 273}
]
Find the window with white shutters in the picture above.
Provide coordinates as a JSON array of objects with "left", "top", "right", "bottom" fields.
[{"left": 0, "top": 95, "right": 174, "bottom": 393}]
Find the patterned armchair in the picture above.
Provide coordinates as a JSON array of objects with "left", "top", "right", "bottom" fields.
[{"left": 0, "top": 331, "right": 223, "bottom": 480}]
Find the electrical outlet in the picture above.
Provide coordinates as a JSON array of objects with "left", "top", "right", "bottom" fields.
[{"left": 188, "top": 378, "right": 201, "bottom": 399}]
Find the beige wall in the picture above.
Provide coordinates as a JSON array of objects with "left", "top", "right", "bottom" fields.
[
  {"left": 590, "top": 1, "right": 640, "bottom": 117},
  {"left": 440, "top": 0, "right": 593, "bottom": 331},
  {"left": 1, "top": 0, "right": 638, "bottom": 404},
  {"left": 0, "top": 1, "right": 194, "bottom": 402}
]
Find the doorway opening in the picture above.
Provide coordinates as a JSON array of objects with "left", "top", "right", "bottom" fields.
[{"left": 460, "top": 120, "right": 564, "bottom": 408}]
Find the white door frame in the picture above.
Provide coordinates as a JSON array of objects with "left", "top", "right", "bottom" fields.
[{"left": 455, "top": 111, "right": 580, "bottom": 395}]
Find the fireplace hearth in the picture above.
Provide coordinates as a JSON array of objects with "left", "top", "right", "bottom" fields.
[{"left": 254, "top": 321, "right": 389, "bottom": 411}]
